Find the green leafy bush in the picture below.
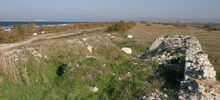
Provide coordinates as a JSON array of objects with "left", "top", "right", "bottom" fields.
[{"left": 108, "top": 21, "right": 136, "bottom": 33}]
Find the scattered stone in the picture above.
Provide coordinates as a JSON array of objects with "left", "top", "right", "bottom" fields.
[
  {"left": 89, "top": 87, "right": 99, "bottom": 93},
  {"left": 85, "top": 56, "right": 96, "bottom": 59},
  {"left": 41, "top": 31, "right": 45, "bottom": 34},
  {"left": 148, "top": 37, "right": 164, "bottom": 51},
  {"left": 87, "top": 46, "right": 93, "bottom": 53},
  {"left": 67, "top": 62, "right": 72, "bottom": 67},
  {"left": 126, "top": 35, "right": 133, "bottom": 38},
  {"left": 32, "top": 33, "right": 38, "bottom": 36},
  {"left": 44, "top": 55, "right": 48, "bottom": 59},
  {"left": 121, "top": 47, "right": 132, "bottom": 54},
  {"left": 82, "top": 38, "right": 87, "bottom": 41}
]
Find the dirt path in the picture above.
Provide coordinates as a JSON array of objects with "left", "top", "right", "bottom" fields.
[{"left": 0, "top": 27, "right": 105, "bottom": 50}]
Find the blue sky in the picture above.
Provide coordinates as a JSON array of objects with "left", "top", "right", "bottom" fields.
[{"left": 0, "top": 0, "right": 220, "bottom": 21}]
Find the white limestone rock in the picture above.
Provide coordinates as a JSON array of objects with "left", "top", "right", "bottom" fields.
[
  {"left": 121, "top": 47, "right": 132, "bottom": 54},
  {"left": 126, "top": 35, "right": 133, "bottom": 38},
  {"left": 89, "top": 87, "right": 99, "bottom": 93},
  {"left": 32, "top": 33, "right": 38, "bottom": 36},
  {"left": 87, "top": 46, "right": 93, "bottom": 53}
]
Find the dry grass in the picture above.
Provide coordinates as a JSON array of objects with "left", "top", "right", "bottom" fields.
[
  {"left": 195, "top": 79, "right": 220, "bottom": 93},
  {"left": 0, "top": 30, "right": 125, "bottom": 84},
  {"left": 127, "top": 23, "right": 220, "bottom": 72}
]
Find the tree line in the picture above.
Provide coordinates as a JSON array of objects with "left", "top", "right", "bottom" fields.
[{"left": 0, "top": 22, "right": 116, "bottom": 43}]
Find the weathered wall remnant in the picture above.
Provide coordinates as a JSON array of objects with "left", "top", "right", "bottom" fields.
[{"left": 145, "top": 35, "right": 220, "bottom": 99}]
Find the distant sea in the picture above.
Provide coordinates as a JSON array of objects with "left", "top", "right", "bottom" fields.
[
  {"left": 0, "top": 21, "right": 90, "bottom": 29},
  {"left": 213, "top": 23, "right": 220, "bottom": 26},
  {"left": 0, "top": 21, "right": 220, "bottom": 29}
]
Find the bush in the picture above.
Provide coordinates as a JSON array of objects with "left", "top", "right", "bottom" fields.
[
  {"left": 0, "top": 22, "right": 116, "bottom": 43},
  {"left": 108, "top": 21, "right": 136, "bottom": 33},
  {"left": 204, "top": 24, "right": 220, "bottom": 31},
  {"left": 173, "top": 23, "right": 187, "bottom": 28},
  {"left": 0, "top": 26, "right": 2, "bottom": 31}
]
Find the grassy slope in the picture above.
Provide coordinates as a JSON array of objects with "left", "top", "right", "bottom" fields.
[
  {"left": 1, "top": 23, "right": 219, "bottom": 100},
  {"left": 0, "top": 30, "right": 164, "bottom": 100}
]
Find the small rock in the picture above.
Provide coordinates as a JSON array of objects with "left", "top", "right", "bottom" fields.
[
  {"left": 41, "top": 31, "right": 45, "bottom": 34},
  {"left": 32, "top": 33, "right": 38, "bottom": 36},
  {"left": 82, "top": 38, "right": 87, "bottom": 41},
  {"left": 87, "top": 46, "right": 93, "bottom": 53},
  {"left": 121, "top": 47, "right": 132, "bottom": 54},
  {"left": 89, "top": 87, "right": 99, "bottom": 92},
  {"left": 126, "top": 35, "right": 133, "bottom": 38},
  {"left": 85, "top": 56, "right": 96, "bottom": 59}
]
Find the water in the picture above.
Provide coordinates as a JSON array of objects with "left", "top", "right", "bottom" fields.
[
  {"left": 0, "top": 21, "right": 90, "bottom": 29},
  {"left": 213, "top": 23, "right": 220, "bottom": 26},
  {"left": 0, "top": 21, "right": 219, "bottom": 30}
]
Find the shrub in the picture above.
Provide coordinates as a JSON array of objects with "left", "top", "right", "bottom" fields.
[
  {"left": 0, "top": 22, "right": 116, "bottom": 43},
  {"left": 173, "top": 23, "right": 187, "bottom": 28},
  {"left": 15, "top": 24, "right": 26, "bottom": 34},
  {"left": 27, "top": 23, "right": 36, "bottom": 33},
  {"left": 108, "top": 21, "right": 136, "bottom": 33},
  {"left": 0, "top": 26, "right": 2, "bottom": 31},
  {"left": 28, "top": 23, "right": 36, "bottom": 29},
  {"left": 204, "top": 24, "right": 220, "bottom": 31}
]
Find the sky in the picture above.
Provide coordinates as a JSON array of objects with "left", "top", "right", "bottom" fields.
[{"left": 0, "top": 0, "right": 220, "bottom": 21}]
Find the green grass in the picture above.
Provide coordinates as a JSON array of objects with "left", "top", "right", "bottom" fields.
[
  {"left": 113, "top": 40, "right": 147, "bottom": 55},
  {"left": 0, "top": 54, "right": 158, "bottom": 100},
  {"left": 216, "top": 72, "right": 220, "bottom": 82},
  {"left": 0, "top": 33, "right": 173, "bottom": 99}
]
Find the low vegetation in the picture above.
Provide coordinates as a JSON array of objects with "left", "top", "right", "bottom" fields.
[
  {"left": 216, "top": 72, "right": 220, "bottom": 82},
  {"left": 161, "top": 22, "right": 220, "bottom": 31},
  {"left": 0, "top": 31, "right": 176, "bottom": 99},
  {"left": 0, "top": 22, "right": 219, "bottom": 99},
  {"left": 107, "top": 21, "right": 136, "bottom": 33},
  {"left": 0, "top": 22, "right": 116, "bottom": 43},
  {"left": 203, "top": 24, "right": 220, "bottom": 31}
]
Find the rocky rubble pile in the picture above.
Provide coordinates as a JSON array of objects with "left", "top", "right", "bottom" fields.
[{"left": 144, "top": 35, "right": 220, "bottom": 100}]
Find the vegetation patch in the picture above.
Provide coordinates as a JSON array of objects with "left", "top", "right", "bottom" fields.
[
  {"left": 107, "top": 21, "right": 136, "bottom": 33},
  {"left": 216, "top": 72, "right": 220, "bottom": 82}
]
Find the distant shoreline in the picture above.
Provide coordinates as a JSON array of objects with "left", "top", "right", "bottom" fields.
[
  {"left": 0, "top": 21, "right": 220, "bottom": 29},
  {"left": 0, "top": 21, "right": 93, "bottom": 29}
]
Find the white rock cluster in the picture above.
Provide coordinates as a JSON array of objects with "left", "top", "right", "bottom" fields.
[{"left": 144, "top": 35, "right": 220, "bottom": 99}]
